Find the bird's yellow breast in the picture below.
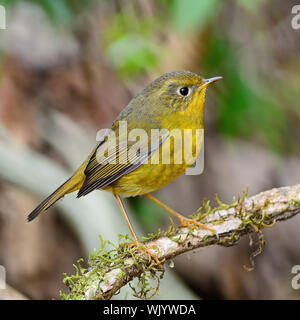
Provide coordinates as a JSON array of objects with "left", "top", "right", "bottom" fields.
[{"left": 103, "top": 128, "right": 204, "bottom": 196}]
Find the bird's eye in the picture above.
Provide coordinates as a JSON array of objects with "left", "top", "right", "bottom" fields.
[{"left": 179, "top": 87, "right": 189, "bottom": 96}]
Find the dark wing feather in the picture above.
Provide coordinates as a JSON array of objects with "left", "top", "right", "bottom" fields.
[{"left": 77, "top": 133, "right": 168, "bottom": 197}]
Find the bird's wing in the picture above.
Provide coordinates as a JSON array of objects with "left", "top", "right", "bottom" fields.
[{"left": 77, "top": 130, "right": 169, "bottom": 197}]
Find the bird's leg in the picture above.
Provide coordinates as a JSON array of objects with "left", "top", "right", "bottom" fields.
[
  {"left": 113, "top": 194, "right": 160, "bottom": 264},
  {"left": 144, "top": 193, "right": 216, "bottom": 234}
]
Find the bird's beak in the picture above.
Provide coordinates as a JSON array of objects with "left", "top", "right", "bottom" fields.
[{"left": 200, "top": 76, "right": 223, "bottom": 89}]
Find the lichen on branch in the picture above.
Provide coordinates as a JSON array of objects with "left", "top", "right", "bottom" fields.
[{"left": 60, "top": 184, "right": 300, "bottom": 300}]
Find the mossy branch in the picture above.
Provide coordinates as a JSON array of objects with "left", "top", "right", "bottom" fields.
[{"left": 62, "top": 184, "right": 300, "bottom": 300}]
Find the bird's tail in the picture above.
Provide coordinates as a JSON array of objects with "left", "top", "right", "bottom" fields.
[{"left": 27, "top": 165, "right": 86, "bottom": 222}]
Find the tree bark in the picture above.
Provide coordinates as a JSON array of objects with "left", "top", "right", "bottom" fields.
[{"left": 63, "top": 184, "right": 300, "bottom": 300}]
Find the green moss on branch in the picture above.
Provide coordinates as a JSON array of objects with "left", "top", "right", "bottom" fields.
[{"left": 61, "top": 184, "right": 300, "bottom": 300}]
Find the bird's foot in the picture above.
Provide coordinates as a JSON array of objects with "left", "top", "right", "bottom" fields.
[
  {"left": 128, "top": 240, "right": 161, "bottom": 265},
  {"left": 178, "top": 216, "right": 216, "bottom": 234}
]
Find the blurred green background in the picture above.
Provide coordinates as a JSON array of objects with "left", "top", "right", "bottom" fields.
[{"left": 0, "top": 0, "right": 299, "bottom": 299}]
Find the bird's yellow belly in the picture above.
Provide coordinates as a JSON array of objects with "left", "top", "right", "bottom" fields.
[
  {"left": 103, "top": 162, "right": 188, "bottom": 196},
  {"left": 102, "top": 131, "right": 203, "bottom": 197}
]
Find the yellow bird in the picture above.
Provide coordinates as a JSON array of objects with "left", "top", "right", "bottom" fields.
[{"left": 28, "top": 70, "right": 222, "bottom": 254}]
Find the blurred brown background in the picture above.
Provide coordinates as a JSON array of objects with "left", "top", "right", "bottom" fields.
[{"left": 0, "top": 0, "right": 299, "bottom": 300}]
